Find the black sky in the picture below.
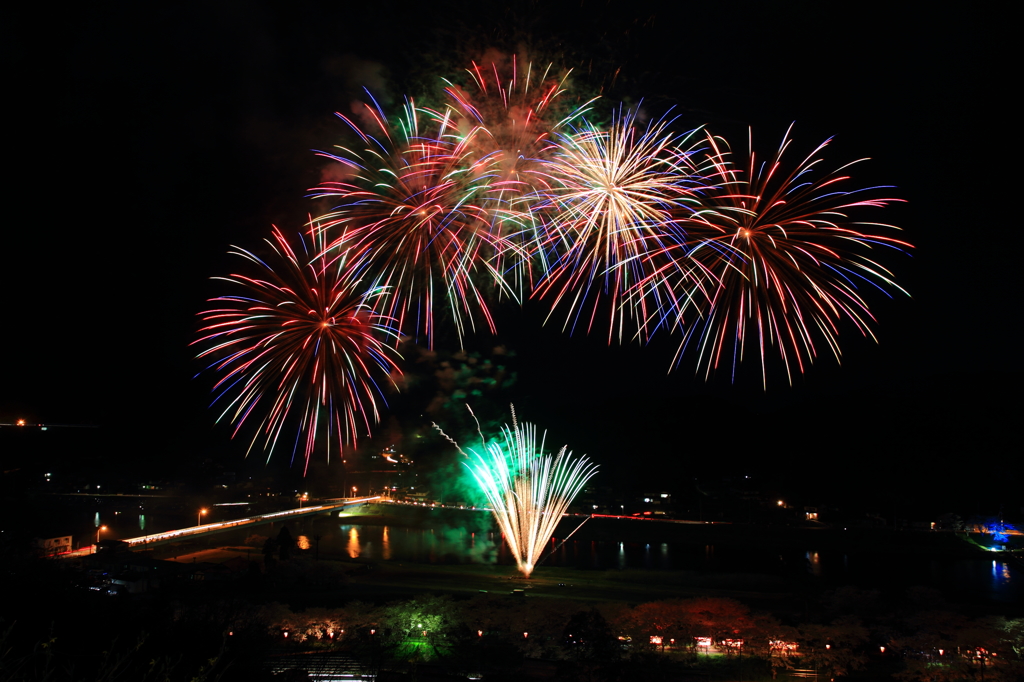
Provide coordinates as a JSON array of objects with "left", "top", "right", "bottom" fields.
[{"left": 3, "top": 2, "right": 1019, "bottom": 513}]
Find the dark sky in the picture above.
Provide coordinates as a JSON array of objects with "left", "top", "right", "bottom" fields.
[{"left": 3, "top": 2, "right": 1018, "bottom": 513}]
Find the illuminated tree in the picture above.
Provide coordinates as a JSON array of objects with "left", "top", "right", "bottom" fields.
[
  {"left": 616, "top": 600, "right": 690, "bottom": 652},
  {"left": 378, "top": 595, "right": 463, "bottom": 659},
  {"left": 798, "top": 618, "right": 869, "bottom": 680},
  {"left": 1004, "top": 618, "right": 1024, "bottom": 663},
  {"left": 680, "top": 597, "right": 755, "bottom": 650}
]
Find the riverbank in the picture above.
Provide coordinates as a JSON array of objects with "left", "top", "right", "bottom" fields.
[{"left": 341, "top": 502, "right": 1015, "bottom": 560}]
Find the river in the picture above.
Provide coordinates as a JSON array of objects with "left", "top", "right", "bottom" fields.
[{"left": 39, "top": 499, "right": 1024, "bottom": 605}]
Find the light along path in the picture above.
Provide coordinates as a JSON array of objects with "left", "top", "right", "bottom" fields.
[{"left": 62, "top": 496, "right": 380, "bottom": 558}]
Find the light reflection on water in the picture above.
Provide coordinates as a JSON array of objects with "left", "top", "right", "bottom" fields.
[
  {"left": 993, "top": 560, "right": 1012, "bottom": 584},
  {"left": 62, "top": 503, "right": 1021, "bottom": 604},
  {"left": 347, "top": 528, "right": 360, "bottom": 559},
  {"left": 807, "top": 551, "right": 822, "bottom": 577},
  {"left": 314, "top": 523, "right": 1022, "bottom": 603}
]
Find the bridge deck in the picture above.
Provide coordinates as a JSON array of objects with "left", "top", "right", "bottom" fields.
[{"left": 62, "top": 496, "right": 380, "bottom": 557}]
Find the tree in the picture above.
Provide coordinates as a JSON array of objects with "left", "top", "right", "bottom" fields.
[
  {"left": 559, "top": 610, "right": 620, "bottom": 682},
  {"left": 261, "top": 536, "right": 278, "bottom": 566},
  {"left": 1003, "top": 618, "right": 1024, "bottom": 663},
  {"left": 378, "top": 595, "right": 461, "bottom": 658},
  {"left": 679, "top": 597, "right": 755, "bottom": 652},
  {"left": 614, "top": 600, "right": 689, "bottom": 652},
  {"left": 748, "top": 613, "right": 800, "bottom": 679},
  {"left": 890, "top": 612, "right": 1024, "bottom": 682},
  {"left": 798, "top": 617, "right": 868, "bottom": 680},
  {"left": 562, "top": 609, "right": 619, "bottom": 663},
  {"left": 276, "top": 526, "right": 296, "bottom": 561}
]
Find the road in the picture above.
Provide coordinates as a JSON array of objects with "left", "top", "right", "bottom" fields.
[{"left": 61, "top": 496, "right": 381, "bottom": 557}]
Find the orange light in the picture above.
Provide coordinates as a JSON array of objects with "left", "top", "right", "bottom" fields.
[{"left": 16, "top": 419, "right": 26, "bottom": 426}]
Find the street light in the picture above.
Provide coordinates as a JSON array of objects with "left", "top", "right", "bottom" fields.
[
  {"left": 198, "top": 508, "right": 207, "bottom": 526},
  {"left": 96, "top": 525, "right": 107, "bottom": 543}
]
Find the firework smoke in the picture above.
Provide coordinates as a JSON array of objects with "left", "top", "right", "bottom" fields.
[{"left": 461, "top": 408, "right": 598, "bottom": 577}]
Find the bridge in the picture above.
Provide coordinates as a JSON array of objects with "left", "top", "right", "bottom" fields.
[{"left": 62, "top": 496, "right": 381, "bottom": 558}]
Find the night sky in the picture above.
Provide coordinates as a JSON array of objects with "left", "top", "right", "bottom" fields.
[{"left": 3, "top": 2, "right": 1018, "bottom": 514}]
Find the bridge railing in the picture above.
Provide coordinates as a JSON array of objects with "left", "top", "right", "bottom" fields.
[{"left": 61, "top": 496, "right": 380, "bottom": 556}]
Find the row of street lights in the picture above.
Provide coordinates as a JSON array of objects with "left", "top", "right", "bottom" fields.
[
  {"left": 94, "top": 495, "right": 345, "bottom": 550},
  {"left": 96, "top": 495, "right": 352, "bottom": 548},
  {"left": 94, "top": 507, "right": 209, "bottom": 549}
]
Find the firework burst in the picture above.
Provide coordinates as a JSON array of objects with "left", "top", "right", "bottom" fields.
[
  {"left": 531, "top": 107, "right": 710, "bottom": 342},
  {"left": 462, "top": 409, "right": 598, "bottom": 578},
  {"left": 311, "top": 95, "right": 513, "bottom": 348},
  {"left": 440, "top": 55, "right": 597, "bottom": 295},
  {"left": 668, "top": 126, "right": 912, "bottom": 386},
  {"left": 194, "top": 225, "right": 401, "bottom": 473},
  {"left": 443, "top": 56, "right": 592, "bottom": 191}
]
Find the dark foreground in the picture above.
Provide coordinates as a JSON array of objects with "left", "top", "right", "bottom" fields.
[{"left": 3, "top": 513, "right": 1023, "bottom": 682}]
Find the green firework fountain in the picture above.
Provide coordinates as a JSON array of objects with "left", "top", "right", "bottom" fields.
[{"left": 462, "top": 409, "right": 598, "bottom": 577}]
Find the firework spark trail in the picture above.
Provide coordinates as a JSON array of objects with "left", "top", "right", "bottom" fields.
[
  {"left": 194, "top": 60, "right": 914, "bottom": 473},
  {"left": 538, "top": 514, "right": 592, "bottom": 568},
  {"left": 665, "top": 126, "right": 913, "bottom": 386},
  {"left": 530, "top": 106, "right": 711, "bottom": 344},
  {"left": 462, "top": 412, "right": 598, "bottom": 577},
  {"left": 440, "top": 56, "right": 598, "bottom": 298},
  {"left": 194, "top": 225, "right": 401, "bottom": 473},
  {"left": 431, "top": 421, "right": 470, "bottom": 459},
  {"left": 311, "top": 95, "right": 516, "bottom": 348},
  {"left": 465, "top": 403, "right": 487, "bottom": 447}
]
